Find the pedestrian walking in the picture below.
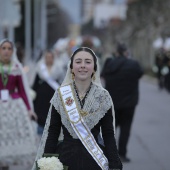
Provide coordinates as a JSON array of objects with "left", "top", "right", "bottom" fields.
[
  {"left": 0, "top": 39, "right": 37, "bottom": 170},
  {"left": 153, "top": 48, "right": 167, "bottom": 89},
  {"left": 101, "top": 43, "right": 143, "bottom": 162},
  {"left": 32, "top": 47, "right": 122, "bottom": 170},
  {"left": 164, "top": 50, "right": 170, "bottom": 92}
]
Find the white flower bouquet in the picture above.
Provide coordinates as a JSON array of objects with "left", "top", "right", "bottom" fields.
[{"left": 36, "top": 154, "right": 68, "bottom": 170}]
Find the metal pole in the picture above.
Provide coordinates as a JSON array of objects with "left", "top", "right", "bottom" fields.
[
  {"left": 33, "top": 0, "right": 40, "bottom": 61},
  {"left": 0, "top": 1, "right": 7, "bottom": 39},
  {"left": 25, "top": 0, "right": 32, "bottom": 62},
  {"left": 40, "top": 0, "right": 47, "bottom": 51}
]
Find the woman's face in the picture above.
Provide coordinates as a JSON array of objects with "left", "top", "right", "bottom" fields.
[
  {"left": 72, "top": 51, "right": 94, "bottom": 81},
  {"left": 0, "top": 42, "right": 13, "bottom": 63},
  {"left": 45, "top": 52, "right": 54, "bottom": 66}
]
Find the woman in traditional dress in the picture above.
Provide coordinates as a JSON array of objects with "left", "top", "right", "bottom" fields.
[
  {"left": 32, "top": 47, "right": 122, "bottom": 170},
  {"left": 32, "top": 50, "right": 60, "bottom": 135},
  {"left": 0, "top": 39, "right": 37, "bottom": 170}
]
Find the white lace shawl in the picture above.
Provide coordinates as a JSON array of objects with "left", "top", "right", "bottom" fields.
[{"left": 51, "top": 83, "right": 112, "bottom": 139}]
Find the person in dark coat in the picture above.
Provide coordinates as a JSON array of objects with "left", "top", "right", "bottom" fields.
[
  {"left": 101, "top": 43, "right": 143, "bottom": 162},
  {"left": 154, "top": 48, "right": 166, "bottom": 89},
  {"left": 164, "top": 50, "right": 170, "bottom": 92}
]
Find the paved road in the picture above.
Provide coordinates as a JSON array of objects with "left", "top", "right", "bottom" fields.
[
  {"left": 10, "top": 76, "right": 170, "bottom": 170},
  {"left": 123, "top": 77, "right": 170, "bottom": 170}
]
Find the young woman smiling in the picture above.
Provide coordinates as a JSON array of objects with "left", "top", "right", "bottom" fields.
[{"left": 32, "top": 47, "right": 122, "bottom": 170}]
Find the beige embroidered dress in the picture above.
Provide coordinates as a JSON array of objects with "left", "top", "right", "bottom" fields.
[{"left": 0, "top": 63, "right": 36, "bottom": 166}]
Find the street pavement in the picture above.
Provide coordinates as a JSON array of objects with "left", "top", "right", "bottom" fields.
[
  {"left": 122, "top": 76, "right": 170, "bottom": 170},
  {"left": 10, "top": 75, "right": 170, "bottom": 170}
]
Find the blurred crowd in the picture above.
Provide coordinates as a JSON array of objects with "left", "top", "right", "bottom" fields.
[{"left": 1, "top": 34, "right": 170, "bottom": 170}]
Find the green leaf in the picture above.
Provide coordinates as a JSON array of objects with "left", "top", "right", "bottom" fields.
[
  {"left": 63, "top": 166, "right": 68, "bottom": 170},
  {"left": 43, "top": 153, "right": 59, "bottom": 157}
]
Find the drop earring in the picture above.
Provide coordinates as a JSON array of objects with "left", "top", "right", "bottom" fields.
[
  {"left": 72, "top": 72, "right": 75, "bottom": 80},
  {"left": 92, "top": 73, "right": 96, "bottom": 81}
]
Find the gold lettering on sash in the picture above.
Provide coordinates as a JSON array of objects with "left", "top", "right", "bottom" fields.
[
  {"left": 70, "top": 110, "right": 76, "bottom": 116},
  {"left": 94, "top": 150, "right": 100, "bottom": 157},
  {"left": 104, "top": 163, "right": 108, "bottom": 169},
  {"left": 85, "top": 135, "right": 95, "bottom": 150},
  {"left": 63, "top": 89, "right": 69, "bottom": 93},
  {"left": 99, "top": 157, "right": 104, "bottom": 164},
  {"left": 73, "top": 115, "right": 79, "bottom": 120}
]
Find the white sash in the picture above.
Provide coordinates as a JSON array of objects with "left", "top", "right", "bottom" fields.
[
  {"left": 40, "top": 64, "right": 59, "bottom": 90},
  {"left": 59, "top": 84, "right": 109, "bottom": 170}
]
